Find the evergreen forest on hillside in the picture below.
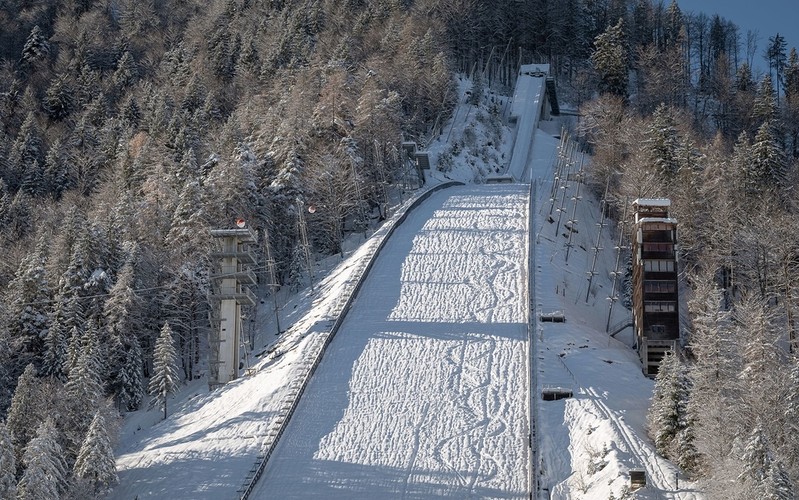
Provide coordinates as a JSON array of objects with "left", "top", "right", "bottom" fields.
[{"left": 0, "top": 0, "right": 798, "bottom": 497}]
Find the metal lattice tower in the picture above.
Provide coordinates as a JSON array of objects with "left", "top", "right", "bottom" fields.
[{"left": 209, "top": 226, "right": 257, "bottom": 388}]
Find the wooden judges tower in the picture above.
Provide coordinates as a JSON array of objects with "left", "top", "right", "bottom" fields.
[
  {"left": 209, "top": 223, "right": 257, "bottom": 388},
  {"left": 631, "top": 199, "right": 680, "bottom": 376}
]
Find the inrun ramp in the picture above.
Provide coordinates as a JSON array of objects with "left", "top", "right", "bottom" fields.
[{"left": 506, "top": 65, "right": 547, "bottom": 183}]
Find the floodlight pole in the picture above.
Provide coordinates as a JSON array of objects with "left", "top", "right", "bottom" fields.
[{"left": 297, "top": 199, "right": 315, "bottom": 292}]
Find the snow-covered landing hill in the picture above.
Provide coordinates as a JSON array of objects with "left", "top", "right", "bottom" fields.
[{"left": 253, "top": 184, "right": 531, "bottom": 498}]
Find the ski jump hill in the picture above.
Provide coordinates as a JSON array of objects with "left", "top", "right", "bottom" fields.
[{"left": 112, "top": 64, "right": 697, "bottom": 500}]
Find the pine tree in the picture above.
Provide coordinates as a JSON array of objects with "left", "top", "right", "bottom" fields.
[
  {"left": 784, "top": 48, "right": 799, "bottom": 157},
  {"left": 5, "top": 190, "right": 32, "bottom": 240},
  {"left": 674, "top": 419, "right": 700, "bottom": 474},
  {"left": 112, "top": 51, "right": 139, "bottom": 92},
  {"left": 149, "top": 321, "right": 180, "bottom": 419},
  {"left": 5, "top": 235, "right": 52, "bottom": 373},
  {"left": 685, "top": 274, "right": 741, "bottom": 469},
  {"left": 0, "top": 420, "right": 15, "bottom": 499},
  {"left": 113, "top": 334, "right": 144, "bottom": 412},
  {"left": 73, "top": 411, "right": 118, "bottom": 494},
  {"left": 749, "top": 121, "right": 787, "bottom": 196},
  {"left": 42, "top": 138, "right": 73, "bottom": 198},
  {"left": 645, "top": 103, "right": 681, "bottom": 179},
  {"left": 42, "top": 75, "right": 73, "bottom": 121},
  {"left": 737, "top": 422, "right": 793, "bottom": 498},
  {"left": 662, "top": 0, "right": 684, "bottom": 50},
  {"left": 7, "top": 111, "right": 44, "bottom": 191},
  {"left": 164, "top": 263, "right": 209, "bottom": 381},
  {"left": 647, "top": 351, "right": 691, "bottom": 463},
  {"left": 105, "top": 259, "right": 145, "bottom": 411},
  {"left": 166, "top": 179, "right": 208, "bottom": 257},
  {"left": 0, "top": 323, "right": 12, "bottom": 414},
  {"left": 762, "top": 459, "right": 794, "bottom": 500},
  {"left": 591, "top": 18, "right": 629, "bottom": 98},
  {"left": 21, "top": 25, "right": 50, "bottom": 66},
  {"left": 63, "top": 309, "right": 86, "bottom": 375},
  {"left": 63, "top": 326, "right": 104, "bottom": 457},
  {"left": 766, "top": 33, "right": 787, "bottom": 105},
  {"left": 40, "top": 310, "right": 68, "bottom": 381},
  {"left": 16, "top": 418, "right": 66, "bottom": 500},
  {"left": 753, "top": 74, "right": 778, "bottom": 126},
  {"left": 6, "top": 364, "right": 44, "bottom": 467},
  {"left": 782, "top": 356, "right": 799, "bottom": 471}
]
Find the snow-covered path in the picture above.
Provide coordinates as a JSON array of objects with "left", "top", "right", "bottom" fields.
[{"left": 253, "top": 184, "right": 531, "bottom": 498}]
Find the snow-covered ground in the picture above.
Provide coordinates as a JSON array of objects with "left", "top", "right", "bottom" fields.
[
  {"left": 253, "top": 184, "right": 531, "bottom": 498},
  {"left": 111, "top": 71, "right": 703, "bottom": 500}
]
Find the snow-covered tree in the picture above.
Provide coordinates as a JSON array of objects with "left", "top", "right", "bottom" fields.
[
  {"left": 112, "top": 51, "right": 139, "bottom": 92},
  {"left": 42, "top": 75, "right": 73, "bottom": 122},
  {"left": 649, "top": 352, "right": 680, "bottom": 451},
  {"left": 738, "top": 422, "right": 794, "bottom": 499},
  {"left": 781, "top": 356, "right": 799, "bottom": 473},
  {"left": 748, "top": 121, "right": 787, "bottom": 197},
  {"left": 16, "top": 418, "right": 67, "bottom": 500},
  {"left": 73, "top": 411, "right": 118, "bottom": 495},
  {"left": 735, "top": 294, "right": 784, "bottom": 433},
  {"left": 645, "top": 103, "right": 681, "bottom": 179},
  {"left": 0, "top": 420, "right": 15, "bottom": 499},
  {"left": 674, "top": 419, "right": 700, "bottom": 474},
  {"left": 648, "top": 350, "right": 693, "bottom": 469},
  {"left": 7, "top": 112, "right": 44, "bottom": 192},
  {"left": 164, "top": 263, "right": 209, "bottom": 381},
  {"left": 63, "top": 327, "right": 104, "bottom": 457},
  {"left": 753, "top": 74, "right": 778, "bottom": 127},
  {"left": 113, "top": 334, "right": 144, "bottom": 412},
  {"left": 40, "top": 315, "right": 68, "bottom": 381},
  {"left": 165, "top": 178, "right": 209, "bottom": 258},
  {"left": 685, "top": 274, "right": 741, "bottom": 467},
  {"left": 591, "top": 18, "right": 629, "bottom": 98},
  {"left": 104, "top": 258, "right": 145, "bottom": 410},
  {"left": 5, "top": 235, "right": 51, "bottom": 374},
  {"left": 149, "top": 321, "right": 180, "bottom": 419},
  {"left": 6, "top": 364, "right": 44, "bottom": 466},
  {"left": 21, "top": 25, "right": 50, "bottom": 66}
]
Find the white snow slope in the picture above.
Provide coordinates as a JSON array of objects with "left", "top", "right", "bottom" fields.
[{"left": 253, "top": 184, "right": 531, "bottom": 498}]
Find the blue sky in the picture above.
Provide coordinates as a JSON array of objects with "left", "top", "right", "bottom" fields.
[{"left": 676, "top": 0, "right": 798, "bottom": 76}]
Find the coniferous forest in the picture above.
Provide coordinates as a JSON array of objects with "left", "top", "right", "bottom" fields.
[{"left": 0, "top": 0, "right": 798, "bottom": 497}]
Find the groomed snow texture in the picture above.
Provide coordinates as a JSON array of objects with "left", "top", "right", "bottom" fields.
[{"left": 253, "top": 184, "right": 531, "bottom": 499}]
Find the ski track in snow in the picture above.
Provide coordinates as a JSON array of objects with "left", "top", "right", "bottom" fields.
[{"left": 252, "top": 185, "right": 530, "bottom": 499}]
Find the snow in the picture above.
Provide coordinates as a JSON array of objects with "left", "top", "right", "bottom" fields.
[
  {"left": 507, "top": 66, "right": 547, "bottom": 183},
  {"left": 633, "top": 198, "right": 672, "bottom": 207},
  {"left": 252, "top": 185, "right": 530, "bottom": 498},
  {"left": 110, "top": 72, "right": 704, "bottom": 500},
  {"left": 637, "top": 217, "right": 678, "bottom": 225}
]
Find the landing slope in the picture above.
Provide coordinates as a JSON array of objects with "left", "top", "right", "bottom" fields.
[{"left": 253, "top": 184, "right": 531, "bottom": 498}]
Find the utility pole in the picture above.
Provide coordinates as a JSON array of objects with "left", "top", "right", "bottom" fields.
[
  {"left": 297, "top": 199, "right": 314, "bottom": 292},
  {"left": 564, "top": 154, "right": 584, "bottom": 263},
  {"left": 586, "top": 178, "right": 609, "bottom": 303},
  {"left": 606, "top": 198, "right": 628, "bottom": 333},
  {"left": 263, "top": 226, "right": 282, "bottom": 335}
]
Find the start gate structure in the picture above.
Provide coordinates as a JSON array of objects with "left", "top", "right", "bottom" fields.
[
  {"left": 631, "top": 199, "right": 680, "bottom": 376},
  {"left": 209, "top": 226, "right": 257, "bottom": 388}
]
